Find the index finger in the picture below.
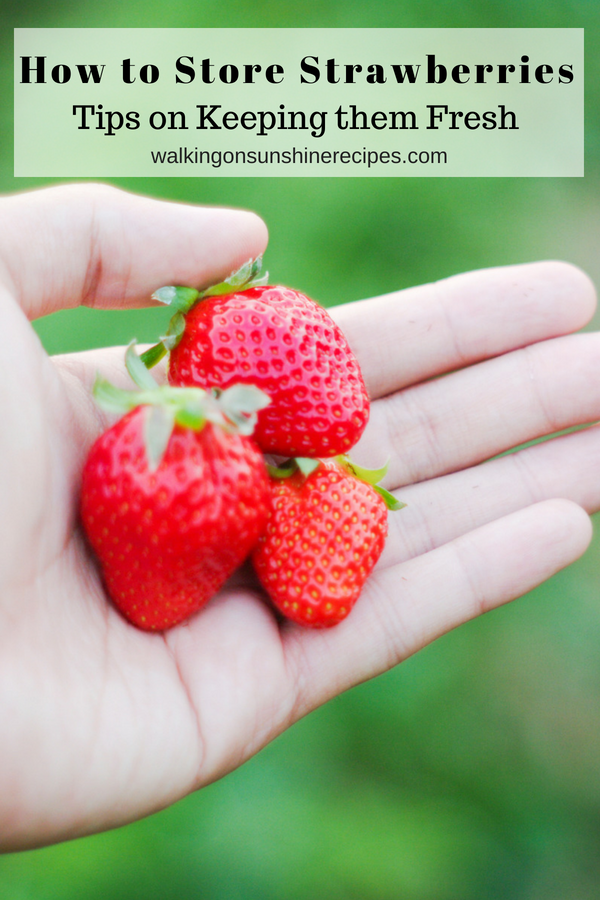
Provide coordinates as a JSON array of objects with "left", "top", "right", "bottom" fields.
[
  {"left": 0, "top": 183, "right": 268, "bottom": 320},
  {"left": 332, "top": 261, "right": 596, "bottom": 398}
]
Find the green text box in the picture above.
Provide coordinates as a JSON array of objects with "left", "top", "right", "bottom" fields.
[{"left": 14, "top": 28, "right": 583, "bottom": 177}]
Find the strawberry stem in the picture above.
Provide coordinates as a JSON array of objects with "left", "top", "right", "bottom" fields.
[{"left": 139, "top": 342, "right": 167, "bottom": 369}]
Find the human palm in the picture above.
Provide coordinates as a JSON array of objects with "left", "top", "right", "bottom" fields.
[{"left": 0, "top": 184, "right": 597, "bottom": 850}]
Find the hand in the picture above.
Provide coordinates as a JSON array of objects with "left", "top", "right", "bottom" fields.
[{"left": 0, "top": 184, "right": 596, "bottom": 850}]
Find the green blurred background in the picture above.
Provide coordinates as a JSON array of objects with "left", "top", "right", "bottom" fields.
[{"left": 3, "top": 2, "right": 600, "bottom": 898}]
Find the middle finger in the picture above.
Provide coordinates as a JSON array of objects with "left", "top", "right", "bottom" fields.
[{"left": 356, "top": 331, "right": 600, "bottom": 488}]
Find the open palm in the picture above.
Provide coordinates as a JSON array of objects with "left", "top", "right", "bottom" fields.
[{"left": 0, "top": 184, "right": 597, "bottom": 850}]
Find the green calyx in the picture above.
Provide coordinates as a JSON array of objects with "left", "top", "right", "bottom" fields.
[
  {"left": 140, "top": 256, "right": 268, "bottom": 370},
  {"left": 194, "top": 256, "right": 268, "bottom": 299},
  {"left": 266, "top": 455, "right": 406, "bottom": 512},
  {"left": 335, "top": 456, "right": 406, "bottom": 512},
  {"left": 94, "top": 343, "right": 270, "bottom": 470},
  {"left": 267, "top": 457, "right": 321, "bottom": 480}
]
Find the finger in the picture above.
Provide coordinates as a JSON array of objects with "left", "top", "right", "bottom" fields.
[
  {"left": 355, "top": 331, "right": 600, "bottom": 487},
  {"left": 332, "top": 261, "right": 596, "bottom": 399},
  {"left": 0, "top": 183, "right": 268, "bottom": 319},
  {"left": 285, "top": 499, "right": 592, "bottom": 716},
  {"left": 381, "top": 423, "right": 600, "bottom": 567}
]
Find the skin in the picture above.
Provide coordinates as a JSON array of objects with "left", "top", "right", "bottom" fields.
[{"left": 0, "top": 183, "right": 597, "bottom": 850}]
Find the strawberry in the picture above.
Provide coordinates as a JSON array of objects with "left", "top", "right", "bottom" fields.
[
  {"left": 251, "top": 458, "right": 404, "bottom": 628},
  {"left": 140, "top": 260, "right": 370, "bottom": 459},
  {"left": 80, "top": 345, "right": 271, "bottom": 631}
]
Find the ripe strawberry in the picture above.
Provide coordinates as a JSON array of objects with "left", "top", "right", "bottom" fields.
[
  {"left": 80, "top": 346, "right": 271, "bottom": 631},
  {"left": 252, "top": 458, "right": 403, "bottom": 628},
  {"left": 141, "top": 260, "right": 370, "bottom": 458}
]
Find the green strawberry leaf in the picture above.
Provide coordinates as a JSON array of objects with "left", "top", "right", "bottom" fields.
[
  {"left": 338, "top": 456, "right": 389, "bottom": 485},
  {"left": 337, "top": 454, "right": 406, "bottom": 512},
  {"left": 202, "top": 256, "right": 268, "bottom": 298},
  {"left": 159, "top": 312, "right": 186, "bottom": 350},
  {"left": 126, "top": 342, "right": 159, "bottom": 391},
  {"left": 173, "top": 400, "right": 208, "bottom": 431},
  {"left": 144, "top": 404, "right": 176, "bottom": 471},
  {"left": 92, "top": 377, "right": 141, "bottom": 414},
  {"left": 373, "top": 486, "right": 407, "bottom": 511},
  {"left": 152, "top": 285, "right": 200, "bottom": 313},
  {"left": 218, "top": 384, "right": 272, "bottom": 435},
  {"left": 295, "top": 457, "right": 321, "bottom": 477}
]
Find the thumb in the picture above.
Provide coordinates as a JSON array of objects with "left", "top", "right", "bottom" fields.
[{"left": 0, "top": 183, "right": 268, "bottom": 320}]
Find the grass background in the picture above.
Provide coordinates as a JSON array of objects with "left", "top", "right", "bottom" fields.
[{"left": 2, "top": 2, "right": 600, "bottom": 898}]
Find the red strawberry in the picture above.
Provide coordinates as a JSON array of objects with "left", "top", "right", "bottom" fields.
[
  {"left": 141, "top": 261, "right": 370, "bottom": 459},
  {"left": 80, "top": 346, "right": 271, "bottom": 631},
  {"left": 252, "top": 458, "right": 403, "bottom": 628}
]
